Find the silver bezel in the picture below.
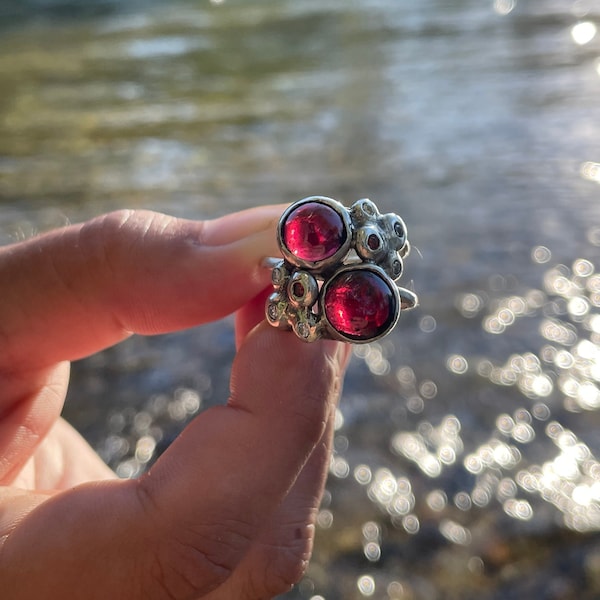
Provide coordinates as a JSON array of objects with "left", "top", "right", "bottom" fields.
[
  {"left": 319, "top": 263, "right": 400, "bottom": 344},
  {"left": 277, "top": 196, "right": 353, "bottom": 274}
]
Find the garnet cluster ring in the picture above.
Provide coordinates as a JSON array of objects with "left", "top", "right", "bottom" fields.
[{"left": 264, "top": 196, "right": 418, "bottom": 344}]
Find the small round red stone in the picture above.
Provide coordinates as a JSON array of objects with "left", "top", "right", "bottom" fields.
[
  {"left": 282, "top": 201, "right": 346, "bottom": 262},
  {"left": 324, "top": 270, "right": 396, "bottom": 341}
]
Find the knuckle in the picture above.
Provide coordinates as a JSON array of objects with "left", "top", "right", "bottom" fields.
[
  {"left": 147, "top": 537, "right": 233, "bottom": 600},
  {"left": 77, "top": 210, "right": 185, "bottom": 332},
  {"left": 77, "top": 210, "right": 137, "bottom": 282},
  {"left": 82, "top": 209, "right": 152, "bottom": 265},
  {"left": 244, "top": 528, "right": 313, "bottom": 598},
  {"left": 135, "top": 481, "right": 253, "bottom": 599},
  {"left": 80, "top": 209, "right": 180, "bottom": 266}
]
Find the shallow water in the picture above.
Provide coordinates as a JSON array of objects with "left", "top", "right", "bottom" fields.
[{"left": 2, "top": 0, "right": 600, "bottom": 598}]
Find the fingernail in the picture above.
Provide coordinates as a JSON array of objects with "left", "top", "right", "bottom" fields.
[
  {"left": 191, "top": 206, "right": 280, "bottom": 253},
  {"left": 250, "top": 226, "right": 280, "bottom": 259},
  {"left": 240, "top": 227, "right": 281, "bottom": 287}
]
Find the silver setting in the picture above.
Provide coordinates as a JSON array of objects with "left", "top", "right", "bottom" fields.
[
  {"left": 287, "top": 270, "right": 319, "bottom": 308},
  {"left": 277, "top": 196, "right": 353, "bottom": 274},
  {"left": 266, "top": 196, "right": 418, "bottom": 343},
  {"left": 319, "top": 263, "right": 401, "bottom": 343}
]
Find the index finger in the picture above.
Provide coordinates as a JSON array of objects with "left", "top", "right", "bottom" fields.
[{"left": 0, "top": 206, "right": 283, "bottom": 373}]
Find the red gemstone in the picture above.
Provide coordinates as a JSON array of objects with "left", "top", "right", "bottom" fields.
[
  {"left": 282, "top": 202, "right": 346, "bottom": 262},
  {"left": 324, "top": 270, "right": 396, "bottom": 340},
  {"left": 292, "top": 281, "right": 305, "bottom": 298},
  {"left": 367, "top": 233, "right": 381, "bottom": 250}
]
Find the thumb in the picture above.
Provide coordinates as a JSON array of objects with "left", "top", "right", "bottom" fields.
[
  {"left": 0, "top": 326, "right": 349, "bottom": 599},
  {"left": 134, "top": 325, "right": 348, "bottom": 597}
]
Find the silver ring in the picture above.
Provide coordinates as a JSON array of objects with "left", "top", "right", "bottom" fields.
[{"left": 265, "top": 196, "right": 418, "bottom": 343}]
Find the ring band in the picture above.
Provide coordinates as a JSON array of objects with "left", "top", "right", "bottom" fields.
[{"left": 265, "top": 196, "right": 418, "bottom": 343}]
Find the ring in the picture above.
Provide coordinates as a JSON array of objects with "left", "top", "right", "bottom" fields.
[{"left": 265, "top": 196, "right": 418, "bottom": 343}]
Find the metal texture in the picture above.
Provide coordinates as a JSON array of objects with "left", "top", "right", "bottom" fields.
[{"left": 265, "top": 196, "right": 418, "bottom": 343}]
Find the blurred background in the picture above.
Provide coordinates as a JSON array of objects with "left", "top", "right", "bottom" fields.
[{"left": 1, "top": 0, "right": 600, "bottom": 598}]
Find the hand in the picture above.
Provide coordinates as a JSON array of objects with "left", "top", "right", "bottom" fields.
[{"left": 0, "top": 208, "right": 350, "bottom": 599}]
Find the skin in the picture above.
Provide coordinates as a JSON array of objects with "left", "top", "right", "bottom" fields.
[{"left": 0, "top": 207, "right": 351, "bottom": 600}]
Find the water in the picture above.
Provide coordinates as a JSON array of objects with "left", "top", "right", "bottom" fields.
[{"left": 1, "top": 1, "right": 600, "bottom": 598}]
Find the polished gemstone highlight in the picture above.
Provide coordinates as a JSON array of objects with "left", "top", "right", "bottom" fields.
[
  {"left": 282, "top": 202, "right": 346, "bottom": 262},
  {"left": 324, "top": 270, "right": 396, "bottom": 340}
]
